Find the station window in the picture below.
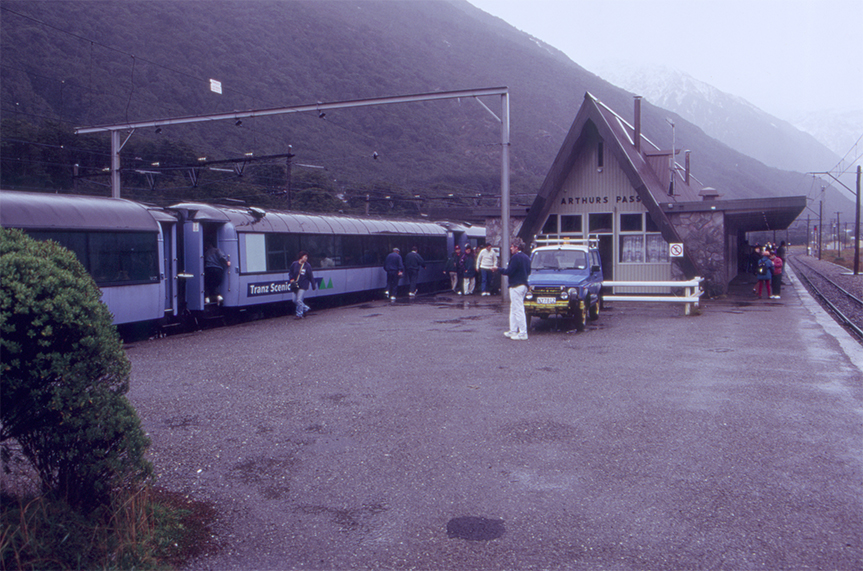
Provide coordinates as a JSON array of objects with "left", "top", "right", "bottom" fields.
[
  {"left": 560, "top": 215, "right": 582, "bottom": 234},
  {"left": 541, "top": 214, "right": 583, "bottom": 237},
  {"left": 618, "top": 213, "right": 669, "bottom": 264},
  {"left": 541, "top": 215, "right": 558, "bottom": 235},
  {"left": 589, "top": 213, "right": 613, "bottom": 234},
  {"left": 597, "top": 140, "right": 604, "bottom": 168},
  {"left": 620, "top": 213, "right": 643, "bottom": 232}
]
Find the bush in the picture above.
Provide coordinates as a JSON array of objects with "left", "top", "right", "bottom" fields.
[{"left": 0, "top": 228, "right": 151, "bottom": 512}]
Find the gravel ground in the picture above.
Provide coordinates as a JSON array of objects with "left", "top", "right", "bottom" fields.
[
  {"left": 789, "top": 248, "right": 863, "bottom": 338},
  {"left": 121, "top": 286, "right": 863, "bottom": 570}
]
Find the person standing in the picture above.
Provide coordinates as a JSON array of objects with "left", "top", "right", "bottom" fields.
[
  {"left": 769, "top": 250, "right": 783, "bottom": 299},
  {"left": 444, "top": 244, "right": 462, "bottom": 294},
  {"left": 460, "top": 245, "right": 477, "bottom": 295},
  {"left": 755, "top": 249, "right": 773, "bottom": 299},
  {"left": 496, "top": 238, "right": 531, "bottom": 340},
  {"left": 404, "top": 245, "right": 425, "bottom": 297},
  {"left": 204, "top": 241, "right": 231, "bottom": 304},
  {"left": 289, "top": 250, "right": 316, "bottom": 319},
  {"left": 476, "top": 243, "right": 498, "bottom": 296},
  {"left": 383, "top": 247, "right": 405, "bottom": 300}
]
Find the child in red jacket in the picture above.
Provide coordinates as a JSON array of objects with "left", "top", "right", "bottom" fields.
[{"left": 769, "top": 251, "right": 783, "bottom": 299}]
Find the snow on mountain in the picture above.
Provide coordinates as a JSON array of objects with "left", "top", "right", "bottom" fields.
[
  {"left": 591, "top": 61, "right": 844, "bottom": 174},
  {"left": 791, "top": 109, "right": 863, "bottom": 165}
]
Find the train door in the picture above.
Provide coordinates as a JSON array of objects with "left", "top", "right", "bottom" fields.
[
  {"left": 182, "top": 219, "right": 206, "bottom": 311},
  {"left": 159, "top": 220, "right": 178, "bottom": 317}
]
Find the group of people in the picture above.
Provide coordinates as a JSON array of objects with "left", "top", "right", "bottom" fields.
[
  {"left": 285, "top": 240, "right": 533, "bottom": 338},
  {"left": 382, "top": 246, "right": 426, "bottom": 300},
  {"left": 444, "top": 243, "right": 500, "bottom": 296},
  {"left": 751, "top": 241, "right": 786, "bottom": 300}
]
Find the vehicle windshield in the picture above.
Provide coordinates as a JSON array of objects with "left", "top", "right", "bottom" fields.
[{"left": 531, "top": 250, "right": 588, "bottom": 271}]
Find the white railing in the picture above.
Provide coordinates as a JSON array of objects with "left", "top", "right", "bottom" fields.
[{"left": 601, "top": 277, "right": 705, "bottom": 315}]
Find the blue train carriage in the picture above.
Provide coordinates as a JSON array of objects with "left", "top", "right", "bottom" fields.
[
  {"left": 167, "top": 202, "right": 450, "bottom": 312},
  {"left": 0, "top": 190, "right": 175, "bottom": 326},
  {"left": 437, "top": 220, "right": 486, "bottom": 253}
]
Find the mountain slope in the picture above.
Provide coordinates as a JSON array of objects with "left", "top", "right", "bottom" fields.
[{"left": 0, "top": 0, "right": 846, "bottom": 215}]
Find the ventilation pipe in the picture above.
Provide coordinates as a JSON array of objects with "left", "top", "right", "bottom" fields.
[
  {"left": 684, "top": 150, "right": 691, "bottom": 184},
  {"left": 634, "top": 96, "right": 642, "bottom": 152}
]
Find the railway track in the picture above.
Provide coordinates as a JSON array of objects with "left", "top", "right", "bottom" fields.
[{"left": 789, "top": 255, "right": 863, "bottom": 342}]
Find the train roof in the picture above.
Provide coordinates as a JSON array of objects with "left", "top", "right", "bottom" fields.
[
  {"left": 0, "top": 190, "right": 160, "bottom": 232},
  {"left": 168, "top": 202, "right": 448, "bottom": 236}
]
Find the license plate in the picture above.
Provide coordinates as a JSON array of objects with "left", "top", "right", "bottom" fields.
[{"left": 537, "top": 297, "right": 557, "bottom": 304}]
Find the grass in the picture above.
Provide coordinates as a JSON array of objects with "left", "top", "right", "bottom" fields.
[
  {"left": 820, "top": 248, "right": 862, "bottom": 271},
  {"left": 1, "top": 486, "right": 218, "bottom": 570}
]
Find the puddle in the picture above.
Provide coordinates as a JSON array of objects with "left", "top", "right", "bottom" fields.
[{"left": 446, "top": 516, "right": 506, "bottom": 541}]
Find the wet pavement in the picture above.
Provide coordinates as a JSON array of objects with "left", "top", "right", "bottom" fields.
[{"left": 125, "top": 264, "right": 863, "bottom": 570}]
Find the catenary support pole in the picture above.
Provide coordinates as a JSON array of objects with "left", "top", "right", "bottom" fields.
[
  {"left": 500, "top": 92, "right": 511, "bottom": 302},
  {"left": 856, "top": 165, "right": 861, "bottom": 275}
]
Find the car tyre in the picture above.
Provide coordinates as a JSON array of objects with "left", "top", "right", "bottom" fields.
[
  {"left": 588, "top": 294, "right": 600, "bottom": 320},
  {"left": 574, "top": 301, "right": 587, "bottom": 332}
]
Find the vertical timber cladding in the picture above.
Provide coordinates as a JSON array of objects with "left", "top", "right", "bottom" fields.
[{"left": 550, "top": 131, "right": 673, "bottom": 292}]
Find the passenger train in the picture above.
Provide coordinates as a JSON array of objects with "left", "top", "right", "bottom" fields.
[{"left": 0, "top": 190, "right": 484, "bottom": 331}]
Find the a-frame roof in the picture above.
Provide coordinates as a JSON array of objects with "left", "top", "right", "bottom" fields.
[
  {"left": 519, "top": 93, "right": 806, "bottom": 279},
  {"left": 519, "top": 92, "right": 699, "bottom": 276}
]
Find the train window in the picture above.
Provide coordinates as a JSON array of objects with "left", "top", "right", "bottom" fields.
[
  {"left": 266, "top": 234, "right": 298, "bottom": 272},
  {"left": 337, "top": 235, "right": 363, "bottom": 267},
  {"left": 425, "top": 236, "right": 447, "bottom": 262},
  {"left": 90, "top": 233, "right": 159, "bottom": 284},
  {"left": 28, "top": 230, "right": 158, "bottom": 286},
  {"left": 30, "top": 231, "right": 89, "bottom": 269},
  {"left": 365, "top": 236, "right": 388, "bottom": 266},
  {"left": 244, "top": 234, "right": 267, "bottom": 273},
  {"left": 300, "top": 234, "right": 335, "bottom": 268}
]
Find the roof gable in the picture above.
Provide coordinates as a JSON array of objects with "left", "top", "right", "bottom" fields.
[{"left": 519, "top": 93, "right": 699, "bottom": 275}]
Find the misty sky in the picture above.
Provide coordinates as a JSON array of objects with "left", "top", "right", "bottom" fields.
[{"left": 468, "top": 0, "right": 862, "bottom": 122}]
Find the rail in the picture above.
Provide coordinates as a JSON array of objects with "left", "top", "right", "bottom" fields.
[{"left": 601, "top": 277, "right": 705, "bottom": 315}]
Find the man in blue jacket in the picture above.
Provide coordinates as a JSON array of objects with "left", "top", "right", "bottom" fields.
[
  {"left": 496, "top": 238, "right": 531, "bottom": 340},
  {"left": 404, "top": 245, "right": 425, "bottom": 297},
  {"left": 383, "top": 247, "right": 405, "bottom": 300}
]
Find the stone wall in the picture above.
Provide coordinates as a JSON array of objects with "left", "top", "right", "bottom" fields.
[
  {"left": 667, "top": 210, "right": 727, "bottom": 296},
  {"left": 484, "top": 217, "right": 525, "bottom": 247}
]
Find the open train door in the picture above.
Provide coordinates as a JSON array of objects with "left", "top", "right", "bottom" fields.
[
  {"left": 147, "top": 208, "right": 180, "bottom": 320},
  {"left": 168, "top": 203, "right": 231, "bottom": 313}
]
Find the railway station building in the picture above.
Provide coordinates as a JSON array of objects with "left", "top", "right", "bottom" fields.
[{"left": 509, "top": 93, "right": 806, "bottom": 297}]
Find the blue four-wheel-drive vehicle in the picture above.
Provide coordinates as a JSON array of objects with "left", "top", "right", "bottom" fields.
[{"left": 524, "top": 238, "right": 603, "bottom": 331}]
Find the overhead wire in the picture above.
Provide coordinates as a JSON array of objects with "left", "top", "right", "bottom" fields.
[{"left": 1, "top": 5, "right": 508, "bottom": 203}]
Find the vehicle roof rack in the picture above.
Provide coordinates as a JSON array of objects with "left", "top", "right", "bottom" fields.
[{"left": 532, "top": 235, "right": 599, "bottom": 249}]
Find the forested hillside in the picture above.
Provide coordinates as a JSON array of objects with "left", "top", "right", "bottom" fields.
[{"left": 0, "top": 0, "right": 825, "bottom": 214}]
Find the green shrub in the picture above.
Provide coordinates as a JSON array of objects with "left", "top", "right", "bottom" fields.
[{"left": 0, "top": 228, "right": 151, "bottom": 512}]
